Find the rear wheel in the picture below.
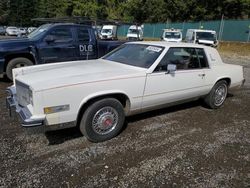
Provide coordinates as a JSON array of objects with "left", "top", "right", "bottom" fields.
[
  {"left": 204, "top": 80, "right": 228, "bottom": 109},
  {"left": 6, "top": 57, "right": 33, "bottom": 81},
  {"left": 79, "top": 98, "right": 125, "bottom": 142}
]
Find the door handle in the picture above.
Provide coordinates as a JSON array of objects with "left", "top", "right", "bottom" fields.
[{"left": 198, "top": 73, "right": 206, "bottom": 77}]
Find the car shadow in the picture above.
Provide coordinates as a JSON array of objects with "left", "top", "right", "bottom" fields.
[
  {"left": 44, "top": 100, "right": 203, "bottom": 145},
  {"left": 39, "top": 96, "right": 235, "bottom": 145},
  {"left": 0, "top": 76, "right": 11, "bottom": 83},
  {"left": 45, "top": 127, "right": 82, "bottom": 145}
]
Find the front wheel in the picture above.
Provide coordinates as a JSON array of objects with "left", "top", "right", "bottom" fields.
[
  {"left": 204, "top": 80, "right": 228, "bottom": 109},
  {"left": 79, "top": 98, "right": 125, "bottom": 142}
]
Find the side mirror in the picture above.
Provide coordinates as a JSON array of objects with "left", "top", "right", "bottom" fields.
[
  {"left": 45, "top": 35, "right": 55, "bottom": 43},
  {"left": 167, "top": 64, "right": 177, "bottom": 73}
]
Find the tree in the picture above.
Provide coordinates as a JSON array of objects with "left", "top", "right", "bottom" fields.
[
  {"left": 0, "top": 0, "right": 9, "bottom": 24},
  {"left": 1, "top": 0, "right": 249, "bottom": 26}
]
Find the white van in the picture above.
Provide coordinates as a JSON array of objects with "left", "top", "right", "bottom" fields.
[
  {"left": 161, "top": 29, "right": 182, "bottom": 42},
  {"left": 186, "top": 29, "right": 218, "bottom": 47},
  {"left": 100, "top": 25, "right": 117, "bottom": 40},
  {"left": 126, "top": 25, "right": 143, "bottom": 41}
]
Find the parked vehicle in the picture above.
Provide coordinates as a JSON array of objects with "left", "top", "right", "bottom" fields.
[
  {"left": 18, "top": 28, "right": 27, "bottom": 35},
  {"left": 0, "top": 26, "right": 6, "bottom": 35},
  {"left": 186, "top": 29, "right": 218, "bottom": 47},
  {"left": 161, "top": 29, "right": 182, "bottom": 42},
  {"left": 6, "top": 27, "right": 19, "bottom": 36},
  {"left": 27, "top": 27, "right": 37, "bottom": 34},
  {"left": 100, "top": 25, "right": 117, "bottom": 40},
  {"left": 92, "top": 25, "right": 102, "bottom": 39},
  {"left": 6, "top": 42, "right": 245, "bottom": 142},
  {"left": 126, "top": 25, "right": 143, "bottom": 41},
  {"left": 0, "top": 23, "right": 125, "bottom": 80}
]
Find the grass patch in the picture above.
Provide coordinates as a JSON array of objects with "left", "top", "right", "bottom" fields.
[{"left": 218, "top": 41, "right": 250, "bottom": 57}]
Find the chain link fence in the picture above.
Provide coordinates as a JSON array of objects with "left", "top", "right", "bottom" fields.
[{"left": 117, "top": 19, "right": 250, "bottom": 42}]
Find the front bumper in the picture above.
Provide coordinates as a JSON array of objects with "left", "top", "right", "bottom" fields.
[{"left": 6, "top": 86, "right": 44, "bottom": 127}]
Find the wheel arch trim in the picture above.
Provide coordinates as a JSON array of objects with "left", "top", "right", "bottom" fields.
[
  {"left": 214, "top": 77, "right": 231, "bottom": 87},
  {"left": 76, "top": 90, "right": 131, "bottom": 127}
]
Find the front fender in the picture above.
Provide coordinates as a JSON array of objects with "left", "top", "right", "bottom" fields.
[{"left": 78, "top": 90, "right": 130, "bottom": 111}]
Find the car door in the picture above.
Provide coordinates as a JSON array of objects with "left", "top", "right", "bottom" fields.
[
  {"left": 76, "top": 27, "right": 97, "bottom": 60},
  {"left": 38, "top": 26, "right": 77, "bottom": 63},
  {"left": 142, "top": 47, "right": 208, "bottom": 109}
]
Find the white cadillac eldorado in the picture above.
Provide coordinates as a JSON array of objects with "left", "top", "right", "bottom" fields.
[{"left": 6, "top": 42, "right": 245, "bottom": 142}]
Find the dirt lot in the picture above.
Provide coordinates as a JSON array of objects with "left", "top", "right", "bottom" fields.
[{"left": 0, "top": 48, "right": 250, "bottom": 187}]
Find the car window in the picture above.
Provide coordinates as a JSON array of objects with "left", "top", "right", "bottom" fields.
[
  {"left": 103, "top": 44, "right": 164, "bottom": 68},
  {"left": 77, "top": 28, "right": 89, "bottom": 42},
  {"left": 155, "top": 47, "right": 200, "bottom": 72},
  {"left": 48, "top": 28, "right": 72, "bottom": 42},
  {"left": 196, "top": 32, "right": 216, "bottom": 41},
  {"left": 196, "top": 48, "right": 209, "bottom": 68}
]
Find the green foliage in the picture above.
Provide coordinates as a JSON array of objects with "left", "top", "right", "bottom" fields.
[
  {"left": 0, "top": 0, "right": 249, "bottom": 26},
  {"left": 0, "top": 0, "right": 9, "bottom": 24}
]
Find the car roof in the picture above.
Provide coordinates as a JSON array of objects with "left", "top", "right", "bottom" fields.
[
  {"left": 49, "top": 23, "right": 92, "bottom": 28},
  {"left": 163, "top": 29, "right": 182, "bottom": 32},
  {"left": 126, "top": 41, "right": 212, "bottom": 49},
  {"left": 187, "top": 29, "right": 216, "bottom": 33}
]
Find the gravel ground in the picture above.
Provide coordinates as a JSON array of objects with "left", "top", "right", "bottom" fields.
[{"left": 0, "top": 53, "right": 250, "bottom": 188}]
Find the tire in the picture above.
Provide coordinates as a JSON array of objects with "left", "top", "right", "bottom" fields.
[
  {"left": 6, "top": 57, "right": 33, "bottom": 81},
  {"left": 204, "top": 80, "right": 228, "bottom": 109},
  {"left": 79, "top": 98, "right": 125, "bottom": 142}
]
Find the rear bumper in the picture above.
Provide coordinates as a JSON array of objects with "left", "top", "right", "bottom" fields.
[{"left": 6, "top": 86, "right": 44, "bottom": 127}]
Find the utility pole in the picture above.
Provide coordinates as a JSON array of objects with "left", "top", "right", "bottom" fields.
[{"left": 219, "top": 14, "right": 224, "bottom": 41}]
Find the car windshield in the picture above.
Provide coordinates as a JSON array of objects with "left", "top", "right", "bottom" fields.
[
  {"left": 196, "top": 32, "right": 216, "bottom": 40},
  {"left": 103, "top": 44, "right": 164, "bottom": 68},
  {"left": 102, "top": 29, "right": 112, "bottom": 34},
  {"left": 164, "top": 32, "right": 181, "bottom": 39},
  {"left": 27, "top": 24, "right": 51, "bottom": 39},
  {"left": 8, "top": 27, "right": 17, "bottom": 30},
  {"left": 128, "top": 29, "right": 139, "bottom": 34}
]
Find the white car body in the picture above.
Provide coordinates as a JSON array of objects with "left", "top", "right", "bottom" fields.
[
  {"left": 186, "top": 29, "right": 218, "bottom": 47},
  {"left": 162, "top": 29, "right": 182, "bottom": 42},
  {"left": 18, "top": 28, "right": 27, "bottom": 35},
  {"left": 27, "top": 27, "right": 37, "bottom": 33},
  {"left": 100, "top": 25, "right": 117, "bottom": 40},
  {"left": 6, "top": 27, "right": 19, "bottom": 36},
  {"left": 7, "top": 42, "right": 244, "bottom": 139},
  {"left": 126, "top": 25, "right": 143, "bottom": 41}
]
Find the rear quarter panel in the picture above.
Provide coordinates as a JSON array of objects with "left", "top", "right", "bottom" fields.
[{"left": 203, "top": 47, "right": 244, "bottom": 91}]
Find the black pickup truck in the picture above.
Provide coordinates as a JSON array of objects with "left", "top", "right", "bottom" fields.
[{"left": 0, "top": 23, "right": 125, "bottom": 80}]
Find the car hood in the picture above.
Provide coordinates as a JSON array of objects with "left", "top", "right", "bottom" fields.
[
  {"left": 14, "top": 59, "right": 146, "bottom": 91},
  {"left": 198, "top": 39, "right": 214, "bottom": 45},
  {"left": 164, "top": 38, "right": 181, "bottom": 42},
  {"left": 0, "top": 38, "right": 33, "bottom": 48},
  {"left": 127, "top": 33, "right": 141, "bottom": 38}
]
